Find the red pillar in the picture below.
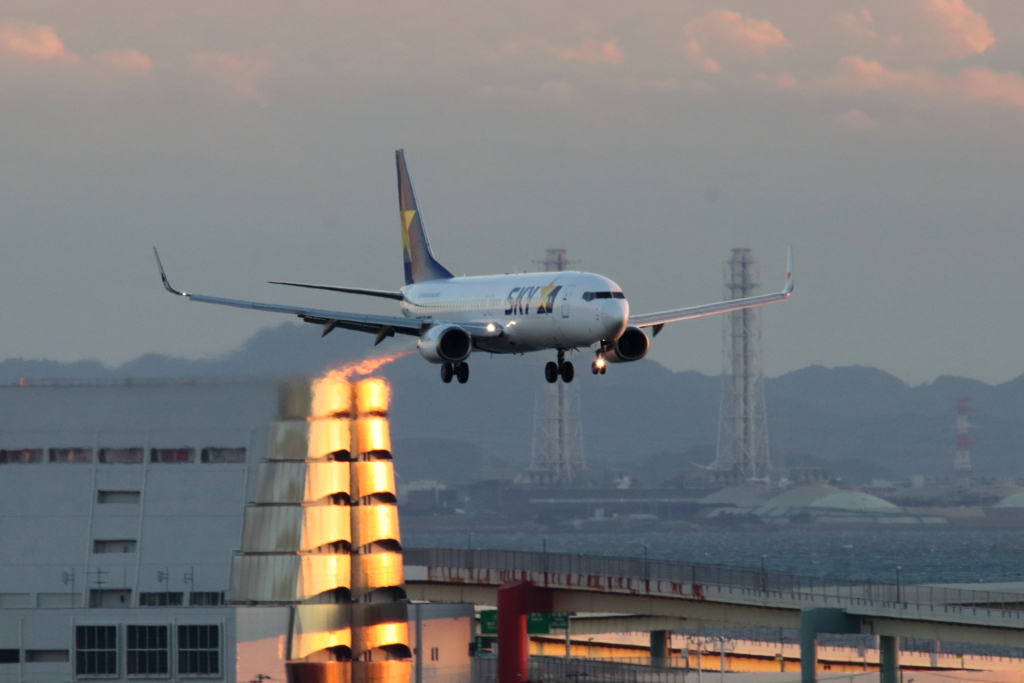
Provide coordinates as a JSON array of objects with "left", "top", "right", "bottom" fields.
[{"left": 497, "top": 581, "right": 552, "bottom": 683}]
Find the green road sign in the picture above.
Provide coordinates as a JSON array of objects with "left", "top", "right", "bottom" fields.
[
  {"left": 549, "top": 612, "right": 569, "bottom": 630},
  {"left": 479, "top": 610, "right": 569, "bottom": 635},
  {"left": 480, "top": 610, "right": 497, "bottom": 635}
]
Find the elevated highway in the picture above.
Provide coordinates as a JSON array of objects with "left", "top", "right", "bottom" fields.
[{"left": 403, "top": 548, "right": 1024, "bottom": 682}]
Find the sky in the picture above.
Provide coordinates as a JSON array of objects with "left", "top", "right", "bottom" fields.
[{"left": 1, "top": 1, "right": 1023, "bottom": 386}]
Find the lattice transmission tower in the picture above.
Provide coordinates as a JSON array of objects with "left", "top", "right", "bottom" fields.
[
  {"left": 526, "top": 249, "right": 586, "bottom": 485},
  {"left": 714, "top": 248, "right": 771, "bottom": 481},
  {"left": 953, "top": 398, "right": 974, "bottom": 479}
]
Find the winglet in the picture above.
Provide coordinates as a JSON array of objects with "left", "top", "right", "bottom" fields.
[
  {"left": 153, "top": 248, "right": 186, "bottom": 296},
  {"left": 783, "top": 247, "right": 794, "bottom": 296}
]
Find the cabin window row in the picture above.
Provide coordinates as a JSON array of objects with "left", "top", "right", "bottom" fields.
[{"left": 0, "top": 447, "right": 247, "bottom": 465}]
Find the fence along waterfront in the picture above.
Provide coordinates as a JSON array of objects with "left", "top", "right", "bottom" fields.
[{"left": 405, "top": 548, "right": 1024, "bottom": 620}]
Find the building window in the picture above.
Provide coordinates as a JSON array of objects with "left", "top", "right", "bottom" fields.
[
  {"left": 0, "top": 449, "right": 42, "bottom": 464},
  {"left": 99, "top": 448, "right": 143, "bottom": 464},
  {"left": 76, "top": 625, "right": 117, "bottom": 675},
  {"left": 98, "top": 490, "right": 140, "bottom": 504},
  {"left": 37, "top": 592, "right": 80, "bottom": 608},
  {"left": 188, "top": 592, "right": 224, "bottom": 607},
  {"left": 126, "top": 625, "right": 168, "bottom": 675},
  {"left": 93, "top": 539, "right": 137, "bottom": 554},
  {"left": 26, "top": 650, "right": 69, "bottom": 663},
  {"left": 49, "top": 447, "right": 93, "bottom": 463},
  {"left": 177, "top": 625, "right": 219, "bottom": 676},
  {"left": 0, "top": 593, "right": 31, "bottom": 608},
  {"left": 200, "top": 447, "right": 246, "bottom": 463},
  {"left": 0, "top": 650, "right": 19, "bottom": 664},
  {"left": 139, "top": 592, "right": 183, "bottom": 607},
  {"left": 150, "top": 448, "right": 194, "bottom": 464},
  {"left": 430, "top": 646, "right": 439, "bottom": 661},
  {"left": 89, "top": 590, "right": 132, "bottom": 608}
]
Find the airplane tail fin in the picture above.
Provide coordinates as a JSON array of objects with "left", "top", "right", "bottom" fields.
[{"left": 396, "top": 150, "right": 454, "bottom": 285}]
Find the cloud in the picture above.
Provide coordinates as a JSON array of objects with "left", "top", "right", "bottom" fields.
[
  {"left": 959, "top": 68, "right": 1024, "bottom": 109},
  {"left": 193, "top": 52, "right": 270, "bottom": 102},
  {"left": 776, "top": 72, "right": 798, "bottom": 89},
  {"left": 829, "top": 56, "right": 1024, "bottom": 110},
  {"left": 96, "top": 49, "right": 152, "bottom": 72},
  {"left": 553, "top": 39, "right": 623, "bottom": 64},
  {"left": 0, "top": 21, "right": 79, "bottom": 64},
  {"left": 835, "top": 109, "right": 880, "bottom": 129},
  {"left": 920, "top": 0, "right": 994, "bottom": 58},
  {"left": 683, "top": 10, "right": 790, "bottom": 56},
  {"left": 540, "top": 79, "right": 580, "bottom": 102},
  {"left": 835, "top": 10, "right": 878, "bottom": 42},
  {"left": 830, "top": 56, "right": 938, "bottom": 95},
  {"left": 701, "top": 58, "right": 721, "bottom": 74}
]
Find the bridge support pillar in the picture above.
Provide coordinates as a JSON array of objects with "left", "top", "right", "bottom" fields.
[
  {"left": 497, "top": 580, "right": 553, "bottom": 683},
  {"left": 799, "top": 608, "right": 860, "bottom": 683},
  {"left": 879, "top": 635, "right": 899, "bottom": 683},
  {"left": 650, "top": 630, "right": 669, "bottom": 667}
]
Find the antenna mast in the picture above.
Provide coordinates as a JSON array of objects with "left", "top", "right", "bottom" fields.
[
  {"left": 526, "top": 249, "right": 586, "bottom": 485},
  {"left": 714, "top": 248, "right": 771, "bottom": 481}
]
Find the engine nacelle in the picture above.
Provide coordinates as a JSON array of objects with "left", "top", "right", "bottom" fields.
[
  {"left": 602, "top": 326, "right": 649, "bottom": 363},
  {"left": 417, "top": 324, "right": 473, "bottom": 364}
]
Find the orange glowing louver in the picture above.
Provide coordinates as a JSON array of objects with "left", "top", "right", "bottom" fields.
[{"left": 234, "top": 354, "right": 411, "bottom": 683}]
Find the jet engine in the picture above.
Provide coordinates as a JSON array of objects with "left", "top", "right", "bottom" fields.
[
  {"left": 417, "top": 324, "right": 473, "bottom": 363},
  {"left": 602, "top": 326, "right": 649, "bottom": 363}
]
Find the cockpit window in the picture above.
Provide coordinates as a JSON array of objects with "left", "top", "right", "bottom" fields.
[{"left": 582, "top": 291, "right": 625, "bottom": 301}]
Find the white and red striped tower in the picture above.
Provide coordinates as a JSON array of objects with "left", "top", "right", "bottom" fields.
[{"left": 953, "top": 398, "right": 974, "bottom": 479}]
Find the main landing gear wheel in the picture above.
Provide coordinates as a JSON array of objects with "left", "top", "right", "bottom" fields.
[
  {"left": 440, "top": 363, "right": 454, "bottom": 383},
  {"left": 545, "top": 351, "right": 575, "bottom": 383},
  {"left": 559, "top": 361, "right": 574, "bottom": 383},
  {"left": 544, "top": 361, "right": 559, "bottom": 384},
  {"left": 592, "top": 359, "right": 607, "bottom": 375},
  {"left": 456, "top": 362, "right": 470, "bottom": 384}
]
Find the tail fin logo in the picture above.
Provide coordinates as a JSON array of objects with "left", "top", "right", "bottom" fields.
[
  {"left": 401, "top": 209, "right": 416, "bottom": 262},
  {"left": 396, "top": 150, "right": 454, "bottom": 285}
]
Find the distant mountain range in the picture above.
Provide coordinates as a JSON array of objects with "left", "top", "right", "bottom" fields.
[{"left": 2, "top": 322, "right": 1021, "bottom": 483}]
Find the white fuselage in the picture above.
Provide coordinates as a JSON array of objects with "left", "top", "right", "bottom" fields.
[{"left": 399, "top": 271, "right": 629, "bottom": 354}]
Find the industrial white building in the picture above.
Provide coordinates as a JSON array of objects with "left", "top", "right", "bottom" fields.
[{"left": 0, "top": 380, "right": 471, "bottom": 683}]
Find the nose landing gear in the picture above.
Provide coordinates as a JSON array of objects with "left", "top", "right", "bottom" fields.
[
  {"left": 545, "top": 350, "right": 575, "bottom": 383},
  {"left": 441, "top": 362, "right": 470, "bottom": 384},
  {"left": 591, "top": 356, "right": 607, "bottom": 375}
]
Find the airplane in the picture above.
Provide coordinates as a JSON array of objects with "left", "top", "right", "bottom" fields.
[{"left": 155, "top": 150, "right": 793, "bottom": 385}]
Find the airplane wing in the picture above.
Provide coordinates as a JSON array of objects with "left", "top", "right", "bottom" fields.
[
  {"left": 154, "top": 249, "right": 424, "bottom": 344},
  {"left": 268, "top": 281, "right": 404, "bottom": 300},
  {"left": 630, "top": 248, "right": 793, "bottom": 335}
]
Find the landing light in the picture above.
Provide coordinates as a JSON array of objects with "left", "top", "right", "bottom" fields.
[
  {"left": 486, "top": 323, "right": 496, "bottom": 332},
  {"left": 596, "top": 357, "right": 606, "bottom": 368}
]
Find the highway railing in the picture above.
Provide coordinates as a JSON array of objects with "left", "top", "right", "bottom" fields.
[
  {"left": 404, "top": 547, "right": 1024, "bottom": 619},
  {"left": 472, "top": 655, "right": 691, "bottom": 683}
]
